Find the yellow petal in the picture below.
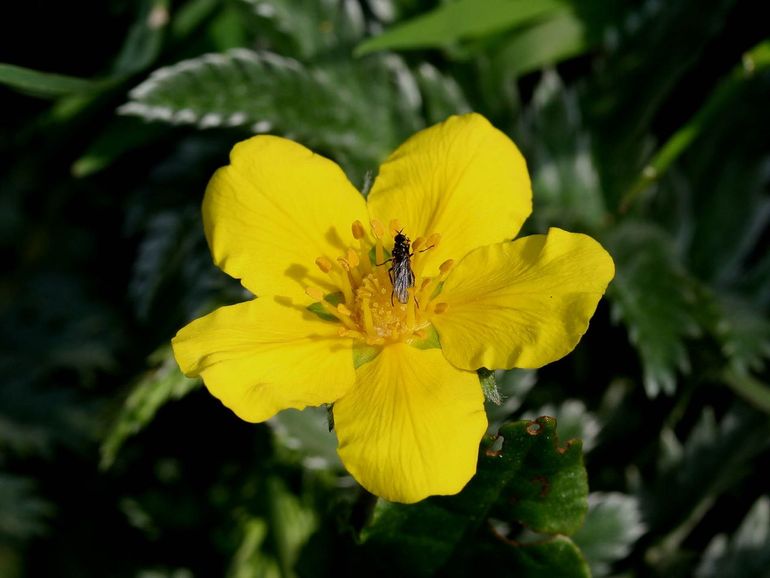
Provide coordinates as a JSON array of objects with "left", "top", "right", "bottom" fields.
[
  {"left": 334, "top": 343, "right": 486, "bottom": 503},
  {"left": 433, "top": 228, "right": 615, "bottom": 370},
  {"left": 172, "top": 298, "right": 355, "bottom": 422},
  {"left": 204, "top": 135, "right": 369, "bottom": 298},
  {"left": 367, "top": 113, "right": 531, "bottom": 276}
]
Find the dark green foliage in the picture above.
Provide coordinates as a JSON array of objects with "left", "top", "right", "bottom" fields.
[{"left": 1, "top": 0, "right": 769, "bottom": 576}]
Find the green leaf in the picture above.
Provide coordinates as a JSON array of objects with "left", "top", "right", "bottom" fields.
[
  {"left": 0, "top": 63, "right": 105, "bottom": 98},
  {"left": 413, "top": 62, "right": 470, "bottom": 124},
  {"left": 269, "top": 407, "right": 343, "bottom": 471},
  {"left": 491, "top": 11, "right": 596, "bottom": 78},
  {"left": 572, "top": 492, "right": 646, "bottom": 577},
  {"left": 478, "top": 368, "right": 501, "bottom": 405},
  {"left": 519, "top": 70, "right": 606, "bottom": 231},
  {"left": 643, "top": 404, "right": 770, "bottom": 542},
  {"left": 486, "top": 368, "right": 537, "bottom": 429},
  {"left": 100, "top": 347, "right": 200, "bottom": 468},
  {"left": 504, "top": 535, "right": 591, "bottom": 578},
  {"left": 360, "top": 417, "right": 587, "bottom": 575},
  {"left": 528, "top": 400, "right": 600, "bottom": 452},
  {"left": 120, "top": 49, "right": 418, "bottom": 172},
  {"left": 241, "top": 0, "right": 366, "bottom": 59},
  {"left": 112, "top": 0, "right": 169, "bottom": 76},
  {"left": 0, "top": 474, "right": 53, "bottom": 540},
  {"left": 696, "top": 496, "right": 770, "bottom": 578},
  {"left": 606, "top": 221, "right": 701, "bottom": 396},
  {"left": 619, "top": 39, "right": 770, "bottom": 213},
  {"left": 355, "top": 0, "right": 568, "bottom": 55}
]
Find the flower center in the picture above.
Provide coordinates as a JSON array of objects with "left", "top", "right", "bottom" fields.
[{"left": 306, "top": 219, "right": 452, "bottom": 345}]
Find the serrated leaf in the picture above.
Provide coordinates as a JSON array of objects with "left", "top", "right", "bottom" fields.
[
  {"left": 572, "top": 492, "right": 646, "bottom": 577},
  {"left": 642, "top": 404, "right": 770, "bottom": 538},
  {"left": 696, "top": 496, "right": 770, "bottom": 578},
  {"left": 119, "top": 49, "right": 418, "bottom": 173},
  {"left": 268, "top": 407, "right": 343, "bottom": 471},
  {"left": 606, "top": 221, "right": 701, "bottom": 396},
  {"left": 0, "top": 474, "right": 53, "bottom": 540},
  {"left": 355, "top": 0, "right": 568, "bottom": 55},
  {"left": 518, "top": 70, "right": 606, "bottom": 231},
  {"left": 100, "top": 347, "right": 200, "bottom": 468},
  {"left": 241, "top": 0, "right": 366, "bottom": 59},
  {"left": 360, "top": 417, "right": 587, "bottom": 575},
  {"left": 413, "top": 62, "right": 470, "bottom": 124},
  {"left": 0, "top": 63, "right": 105, "bottom": 98},
  {"left": 528, "top": 400, "right": 600, "bottom": 452}
]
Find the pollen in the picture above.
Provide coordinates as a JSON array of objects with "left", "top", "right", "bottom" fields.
[{"left": 309, "top": 220, "right": 450, "bottom": 345}]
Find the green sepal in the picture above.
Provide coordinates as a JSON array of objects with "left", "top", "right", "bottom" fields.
[
  {"left": 306, "top": 291, "right": 345, "bottom": 322},
  {"left": 353, "top": 343, "right": 381, "bottom": 369},
  {"left": 409, "top": 324, "right": 441, "bottom": 350},
  {"left": 478, "top": 368, "right": 502, "bottom": 405}
]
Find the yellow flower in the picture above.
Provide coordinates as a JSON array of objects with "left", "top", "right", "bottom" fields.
[{"left": 172, "top": 113, "right": 614, "bottom": 504}]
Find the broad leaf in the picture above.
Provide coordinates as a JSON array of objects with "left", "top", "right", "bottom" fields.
[
  {"left": 359, "top": 417, "right": 587, "bottom": 575},
  {"left": 355, "top": 0, "right": 568, "bottom": 55}
]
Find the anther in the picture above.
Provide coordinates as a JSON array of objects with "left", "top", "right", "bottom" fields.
[
  {"left": 305, "top": 287, "right": 324, "bottom": 301},
  {"left": 439, "top": 259, "right": 454, "bottom": 275},
  {"left": 337, "top": 303, "right": 352, "bottom": 316},
  {"left": 315, "top": 257, "right": 334, "bottom": 273},
  {"left": 337, "top": 257, "right": 351, "bottom": 272},
  {"left": 412, "top": 236, "right": 425, "bottom": 252},
  {"left": 426, "top": 233, "right": 441, "bottom": 248},
  {"left": 347, "top": 248, "right": 360, "bottom": 268},
  {"left": 433, "top": 302, "right": 448, "bottom": 314},
  {"left": 389, "top": 219, "right": 402, "bottom": 235},
  {"left": 351, "top": 220, "right": 365, "bottom": 240}
]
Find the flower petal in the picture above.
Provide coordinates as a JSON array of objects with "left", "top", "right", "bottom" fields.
[
  {"left": 204, "top": 135, "right": 369, "bottom": 298},
  {"left": 334, "top": 343, "right": 486, "bottom": 503},
  {"left": 172, "top": 298, "right": 355, "bottom": 422},
  {"left": 366, "top": 113, "right": 531, "bottom": 275},
  {"left": 433, "top": 228, "right": 615, "bottom": 370}
]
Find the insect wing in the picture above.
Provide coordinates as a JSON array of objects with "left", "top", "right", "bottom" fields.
[{"left": 392, "top": 258, "right": 415, "bottom": 304}]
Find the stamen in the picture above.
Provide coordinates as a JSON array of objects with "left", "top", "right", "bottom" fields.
[
  {"left": 315, "top": 257, "right": 334, "bottom": 274},
  {"left": 439, "top": 259, "right": 454, "bottom": 276},
  {"left": 389, "top": 219, "right": 402, "bottom": 235},
  {"left": 370, "top": 219, "right": 385, "bottom": 239},
  {"left": 336, "top": 258, "right": 354, "bottom": 304},
  {"left": 370, "top": 219, "right": 386, "bottom": 265},
  {"left": 305, "top": 287, "right": 324, "bottom": 301},
  {"left": 433, "top": 302, "right": 448, "bottom": 314},
  {"left": 351, "top": 220, "right": 365, "bottom": 240},
  {"left": 426, "top": 233, "right": 441, "bottom": 248},
  {"left": 412, "top": 236, "right": 425, "bottom": 252}
]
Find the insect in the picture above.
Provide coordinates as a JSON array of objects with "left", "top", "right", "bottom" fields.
[{"left": 379, "top": 230, "right": 433, "bottom": 306}]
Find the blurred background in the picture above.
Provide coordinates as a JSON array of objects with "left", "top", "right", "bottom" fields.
[{"left": 1, "top": 0, "right": 769, "bottom": 576}]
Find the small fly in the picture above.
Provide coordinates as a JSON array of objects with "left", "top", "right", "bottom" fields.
[{"left": 378, "top": 230, "right": 432, "bottom": 305}]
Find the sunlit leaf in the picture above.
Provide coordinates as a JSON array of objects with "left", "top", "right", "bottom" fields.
[
  {"left": 355, "top": 0, "right": 568, "bottom": 55},
  {"left": 119, "top": 49, "right": 421, "bottom": 173}
]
